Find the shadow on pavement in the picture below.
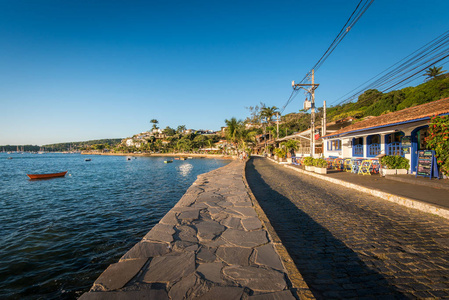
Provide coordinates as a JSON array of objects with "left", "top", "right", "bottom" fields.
[{"left": 246, "top": 157, "right": 406, "bottom": 299}]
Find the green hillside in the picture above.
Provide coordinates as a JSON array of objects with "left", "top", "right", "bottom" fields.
[
  {"left": 43, "top": 138, "right": 123, "bottom": 152},
  {"left": 326, "top": 76, "right": 449, "bottom": 122}
]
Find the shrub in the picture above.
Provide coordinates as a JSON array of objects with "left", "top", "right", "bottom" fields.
[
  {"left": 303, "top": 157, "right": 314, "bottom": 166},
  {"left": 380, "top": 155, "right": 410, "bottom": 169},
  {"left": 273, "top": 148, "right": 286, "bottom": 158},
  {"left": 313, "top": 158, "right": 328, "bottom": 168},
  {"left": 425, "top": 115, "right": 449, "bottom": 175}
]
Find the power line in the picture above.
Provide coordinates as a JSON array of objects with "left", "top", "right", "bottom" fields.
[
  {"left": 281, "top": 0, "right": 374, "bottom": 113},
  {"left": 331, "top": 30, "right": 449, "bottom": 107}
]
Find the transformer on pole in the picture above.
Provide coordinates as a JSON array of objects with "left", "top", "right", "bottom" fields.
[{"left": 292, "top": 69, "right": 319, "bottom": 157}]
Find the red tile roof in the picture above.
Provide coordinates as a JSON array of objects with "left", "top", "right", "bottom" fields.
[{"left": 324, "top": 97, "right": 449, "bottom": 138}]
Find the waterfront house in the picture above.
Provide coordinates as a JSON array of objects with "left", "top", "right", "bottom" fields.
[
  {"left": 321, "top": 97, "right": 449, "bottom": 174},
  {"left": 276, "top": 117, "right": 354, "bottom": 157}
]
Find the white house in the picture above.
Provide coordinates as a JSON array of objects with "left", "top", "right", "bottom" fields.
[{"left": 322, "top": 97, "right": 449, "bottom": 174}]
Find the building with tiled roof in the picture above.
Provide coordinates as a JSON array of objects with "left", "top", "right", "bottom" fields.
[{"left": 322, "top": 97, "right": 449, "bottom": 174}]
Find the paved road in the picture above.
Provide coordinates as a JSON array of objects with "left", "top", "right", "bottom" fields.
[{"left": 246, "top": 157, "right": 449, "bottom": 299}]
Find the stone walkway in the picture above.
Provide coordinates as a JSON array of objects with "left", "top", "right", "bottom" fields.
[{"left": 79, "top": 161, "right": 300, "bottom": 300}]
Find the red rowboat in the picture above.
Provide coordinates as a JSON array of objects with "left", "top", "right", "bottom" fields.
[{"left": 27, "top": 171, "right": 68, "bottom": 180}]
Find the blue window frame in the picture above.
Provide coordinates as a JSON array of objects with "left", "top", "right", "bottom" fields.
[
  {"left": 327, "top": 139, "right": 341, "bottom": 151},
  {"left": 386, "top": 132, "right": 405, "bottom": 157},
  {"left": 352, "top": 137, "right": 364, "bottom": 157},
  {"left": 367, "top": 135, "right": 381, "bottom": 157}
]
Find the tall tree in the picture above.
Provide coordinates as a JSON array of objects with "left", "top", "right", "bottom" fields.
[
  {"left": 260, "top": 106, "right": 279, "bottom": 124},
  {"left": 260, "top": 105, "right": 279, "bottom": 141},
  {"left": 224, "top": 117, "right": 242, "bottom": 144},
  {"left": 150, "top": 119, "right": 159, "bottom": 130},
  {"left": 424, "top": 66, "right": 447, "bottom": 81},
  {"left": 177, "top": 125, "right": 186, "bottom": 134}
]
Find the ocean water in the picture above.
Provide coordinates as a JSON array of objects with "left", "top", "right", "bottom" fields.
[{"left": 0, "top": 153, "right": 230, "bottom": 299}]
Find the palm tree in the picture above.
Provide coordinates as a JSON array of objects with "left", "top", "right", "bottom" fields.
[
  {"left": 281, "top": 140, "right": 298, "bottom": 157},
  {"left": 150, "top": 119, "right": 159, "bottom": 130},
  {"left": 224, "top": 117, "right": 242, "bottom": 144},
  {"left": 177, "top": 125, "right": 187, "bottom": 134},
  {"left": 260, "top": 106, "right": 279, "bottom": 124},
  {"left": 260, "top": 106, "right": 279, "bottom": 142},
  {"left": 424, "top": 66, "right": 447, "bottom": 81}
]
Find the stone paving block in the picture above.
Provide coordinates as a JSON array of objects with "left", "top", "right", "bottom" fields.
[
  {"left": 217, "top": 201, "right": 234, "bottom": 208},
  {"left": 234, "top": 201, "right": 252, "bottom": 207},
  {"left": 253, "top": 244, "right": 284, "bottom": 271},
  {"left": 168, "top": 273, "right": 195, "bottom": 300},
  {"left": 197, "top": 262, "right": 224, "bottom": 284},
  {"left": 177, "top": 209, "right": 200, "bottom": 222},
  {"left": 223, "top": 266, "right": 287, "bottom": 292},
  {"left": 202, "top": 237, "right": 227, "bottom": 248},
  {"left": 204, "top": 201, "right": 221, "bottom": 208},
  {"left": 167, "top": 273, "right": 210, "bottom": 300},
  {"left": 176, "top": 225, "right": 199, "bottom": 243},
  {"left": 241, "top": 217, "right": 263, "bottom": 231},
  {"left": 221, "top": 216, "right": 243, "bottom": 229},
  {"left": 143, "top": 224, "right": 175, "bottom": 243},
  {"left": 91, "top": 258, "right": 148, "bottom": 291},
  {"left": 191, "top": 202, "right": 209, "bottom": 209},
  {"left": 231, "top": 207, "right": 258, "bottom": 218},
  {"left": 197, "top": 247, "right": 217, "bottom": 262},
  {"left": 216, "top": 246, "right": 252, "bottom": 266},
  {"left": 176, "top": 194, "right": 198, "bottom": 207},
  {"left": 194, "top": 220, "right": 226, "bottom": 241},
  {"left": 210, "top": 211, "right": 229, "bottom": 224},
  {"left": 221, "top": 229, "right": 268, "bottom": 248},
  {"left": 159, "top": 211, "right": 179, "bottom": 225},
  {"left": 143, "top": 252, "right": 195, "bottom": 283},
  {"left": 121, "top": 241, "right": 170, "bottom": 260},
  {"left": 184, "top": 244, "right": 200, "bottom": 252},
  {"left": 173, "top": 240, "right": 198, "bottom": 252},
  {"left": 196, "top": 286, "right": 245, "bottom": 300},
  {"left": 227, "top": 195, "right": 249, "bottom": 203},
  {"left": 79, "top": 289, "right": 169, "bottom": 300},
  {"left": 248, "top": 290, "right": 296, "bottom": 300},
  {"left": 196, "top": 192, "right": 225, "bottom": 203}
]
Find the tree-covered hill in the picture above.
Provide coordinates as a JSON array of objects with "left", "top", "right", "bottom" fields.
[
  {"left": 43, "top": 138, "right": 123, "bottom": 152},
  {"left": 326, "top": 76, "right": 449, "bottom": 122}
]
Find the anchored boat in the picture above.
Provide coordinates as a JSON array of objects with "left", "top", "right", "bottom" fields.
[{"left": 27, "top": 171, "right": 68, "bottom": 180}]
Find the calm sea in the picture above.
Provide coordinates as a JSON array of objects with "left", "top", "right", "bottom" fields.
[{"left": 0, "top": 153, "right": 230, "bottom": 299}]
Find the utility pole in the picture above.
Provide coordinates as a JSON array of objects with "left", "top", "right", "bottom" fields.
[
  {"left": 292, "top": 69, "right": 319, "bottom": 157},
  {"left": 276, "top": 112, "right": 279, "bottom": 139},
  {"left": 322, "top": 100, "right": 327, "bottom": 137}
]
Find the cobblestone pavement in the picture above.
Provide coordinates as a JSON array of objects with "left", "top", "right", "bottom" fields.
[
  {"left": 80, "top": 161, "right": 298, "bottom": 300},
  {"left": 246, "top": 157, "right": 449, "bottom": 299}
]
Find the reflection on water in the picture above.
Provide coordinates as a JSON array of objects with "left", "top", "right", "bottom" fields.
[
  {"left": 0, "top": 153, "right": 229, "bottom": 299},
  {"left": 177, "top": 163, "right": 193, "bottom": 177}
]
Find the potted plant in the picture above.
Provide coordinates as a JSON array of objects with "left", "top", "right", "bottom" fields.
[
  {"left": 380, "top": 155, "right": 410, "bottom": 176},
  {"left": 313, "top": 158, "right": 328, "bottom": 174},
  {"left": 274, "top": 148, "right": 287, "bottom": 162},
  {"left": 281, "top": 140, "right": 298, "bottom": 162},
  {"left": 303, "top": 156, "right": 314, "bottom": 171}
]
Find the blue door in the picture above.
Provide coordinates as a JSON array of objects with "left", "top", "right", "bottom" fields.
[{"left": 411, "top": 126, "right": 429, "bottom": 173}]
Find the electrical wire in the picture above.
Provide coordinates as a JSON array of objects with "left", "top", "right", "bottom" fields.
[
  {"left": 280, "top": 0, "right": 374, "bottom": 113},
  {"left": 331, "top": 30, "right": 449, "bottom": 107}
]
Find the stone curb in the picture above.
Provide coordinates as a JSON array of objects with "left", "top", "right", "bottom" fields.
[
  {"left": 265, "top": 158, "right": 449, "bottom": 220},
  {"left": 242, "top": 160, "right": 315, "bottom": 300}
]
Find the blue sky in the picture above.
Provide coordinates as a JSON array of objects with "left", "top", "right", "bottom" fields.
[{"left": 1, "top": 0, "right": 448, "bottom": 145}]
